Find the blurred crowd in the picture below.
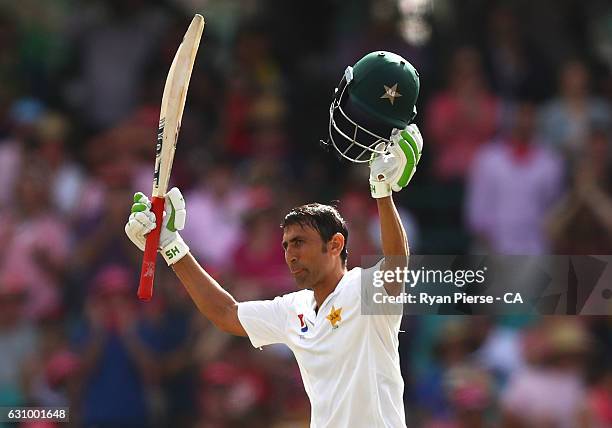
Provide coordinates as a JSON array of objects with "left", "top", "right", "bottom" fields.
[{"left": 0, "top": 0, "right": 611, "bottom": 427}]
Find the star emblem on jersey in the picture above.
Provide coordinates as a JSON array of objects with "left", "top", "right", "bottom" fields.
[
  {"left": 326, "top": 305, "right": 342, "bottom": 329},
  {"left": 380, "top": 83, "right": 402, "bottom": 105}
]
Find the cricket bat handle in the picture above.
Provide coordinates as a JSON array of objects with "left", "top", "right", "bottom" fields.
[{"left": 137, "top": 196, "right": 165, "bottom": 300}]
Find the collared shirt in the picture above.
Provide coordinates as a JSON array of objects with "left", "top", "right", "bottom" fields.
[
  {"left": 466, "top": 140, "right": 563, "bottom": 254},
  {"left": 237, "top": 264, "right": 406, "bottom": 428}
]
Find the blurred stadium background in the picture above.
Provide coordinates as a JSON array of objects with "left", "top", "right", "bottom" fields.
[{"left": 0, "top": 0, "right": 611, "bottom": 427}]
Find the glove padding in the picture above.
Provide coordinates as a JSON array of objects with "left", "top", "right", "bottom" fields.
[
  {"left": 124, "top": 187, "right": 189, "bottom": 265},
  {"left": 369, "top": 124, "right": 423, "bottom": 198}
]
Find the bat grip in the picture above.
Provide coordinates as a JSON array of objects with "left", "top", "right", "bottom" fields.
[{"left": 137, "top": 196, "right": 165, "bottom": 301}]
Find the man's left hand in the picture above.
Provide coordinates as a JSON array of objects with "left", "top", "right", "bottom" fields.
[{"left": 369, "top": 124, "right": 423, "bottom": 198}]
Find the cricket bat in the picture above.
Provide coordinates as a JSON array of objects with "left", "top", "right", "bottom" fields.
[{"left": 138, "top": 14, "right": 205, "bottom": 301}]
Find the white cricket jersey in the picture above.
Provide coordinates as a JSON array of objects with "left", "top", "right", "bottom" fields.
[{"left": 237, "top": 263, "right": 406, "bottom": 428}]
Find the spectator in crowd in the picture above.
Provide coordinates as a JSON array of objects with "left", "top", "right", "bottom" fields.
[
  {"left": 65, "top": 0, "right": 169, "bottom": 130},
  {"left": 21, "top": 316, "right": 80, "bottom": 408},
  {"left": 466, "top": 96, "right": 563, "bottom": 254},
  {"left": 0, "top": 272, "right": 37, "bottom": 407},
  {"left": 547, "top": 125, "right": 612, "bottom": 254},
  {"left": 81, "top": 116, "right": 155, "bottom": 200},
  {"left": 195, "top": 340, "right": 272, "bottom": 428},
  {"left": 501, "top": 319, "right": 591, "bottom": 428},
  {"left": 580, "top": 360, "right": 612, "bottom": 428},
  {"left": 0, "top": 159, "right": 69, "bottom": 319},
  {"left": 437, "top": 365, "right": 495, "bottom": 428},
  {"left": 468, "top": 316, "right": 525, "bottom": 387},
  {"left": 482, "top": 4, "right": 548, "bottom": 101},
  {"left": 72, "top": 265, "right": 160, "bottom": 428},
  {"left": 181, "top": 160, "right": 250, "bottom": 272},
  {"left": 269, "top": 364, "right": 311, "bottom": 428},
  {"left": 539, "top": 59, "right": 612, "bottom": 158},
  {"left": 426, "top": 47, "right": 500, "bottom": 182},
  {"left": 331, "top": 0, "right": 429, "bottom": 78},
  {"left": 71, "top": 184, "right": 140, "bottom": 305},
  {"left": 0, "top": 98, "right": 46, "bottom": 209},
  {"left": 239, "top": 93, "right": 291, "bottom": 187},
  {"left": 221, "top": 20, "right": 284, "bottom": 159},
  {"left": 32, "top": 112, "right": 85, "bottom": 216},
  {"left": 415, "top": 321, "right": 472, "bottom": 426},
  {"left": 151, "top": 269, "right": 202, "bottom": 428},
  {"left": 230, "top": 197, "right": 292, "bottom": 299},
  {"left": 338, "top": 191, "right": 380, "bottom": 269}
]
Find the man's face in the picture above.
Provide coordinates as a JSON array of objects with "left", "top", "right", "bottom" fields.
[
  {"left": 513, "top": 103, "right": 536, "bottom": 138},
  {"left": 282, "top": 224, "right": 333, "bottom": 289}
]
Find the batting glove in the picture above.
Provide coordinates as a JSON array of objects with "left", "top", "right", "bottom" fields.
[
  {"left": 124, "top": 187, "right": 190, "bottom": 265},
  {"left": 369, "top": 124, "right": 423, "bottom": 198}
]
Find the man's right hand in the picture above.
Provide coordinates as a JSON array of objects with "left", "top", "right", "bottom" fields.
[{"left": 124, "top": 187, "right": 190, "bottom": 265}]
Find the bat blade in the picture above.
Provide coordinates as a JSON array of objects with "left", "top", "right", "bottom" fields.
[{"left": 138, "top": 14, "right": 205, "bottom": 301}]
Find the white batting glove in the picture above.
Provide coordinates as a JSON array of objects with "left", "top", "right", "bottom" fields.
[
  {"left": 124, "top": 187, "right": 190, "bottom": 265},
  {"left": 369, "top": 124, "right": 423, "bottom": 198}
]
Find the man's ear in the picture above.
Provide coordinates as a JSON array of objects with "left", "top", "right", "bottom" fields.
[{"left": 328, "top": 233, "right": 345, "bottom": 257}]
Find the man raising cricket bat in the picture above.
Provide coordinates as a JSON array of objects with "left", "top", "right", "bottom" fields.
[{"left": 126, "top": 51, "right": 421, "bottom": 427}]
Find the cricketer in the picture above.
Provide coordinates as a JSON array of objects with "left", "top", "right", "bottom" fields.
[{"left": 125, "top": 51, "right": 422, "bottom": 428}]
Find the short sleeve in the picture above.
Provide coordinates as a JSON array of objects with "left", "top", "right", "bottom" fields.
[
  {"left": 361, "top": 258, "right": 404, "bottom": 324},
  {"left": 237, "top": 296, "right": 288, "bottom": 348}
]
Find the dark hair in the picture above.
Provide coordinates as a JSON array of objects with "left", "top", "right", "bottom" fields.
[{"left": 281, "top": 203, "right": 349, "bottom": 266}]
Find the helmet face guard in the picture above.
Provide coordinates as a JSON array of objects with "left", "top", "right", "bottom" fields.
[{"left": 327, "top": 67, "right": 394, "bottom": 163}]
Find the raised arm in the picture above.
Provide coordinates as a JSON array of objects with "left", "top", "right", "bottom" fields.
[
  {"left": 172, "top": 253, "right": 246, "bottom": 336},
  {"left": 377, "top": 196, "right": 408, "bottom": 258},
  {"left": 377, "top": 196, "right": 409, "bottom": 297},
  {"left": 125, "top": 188, "right": 246, "bottom": 336},
  {"left": 369, "top": 125, "right": 422, "bottom": 295}
]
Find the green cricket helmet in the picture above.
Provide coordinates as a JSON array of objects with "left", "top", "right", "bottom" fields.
[{"left": 326, "top": 51, "right": 420, "bottom": 162}]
